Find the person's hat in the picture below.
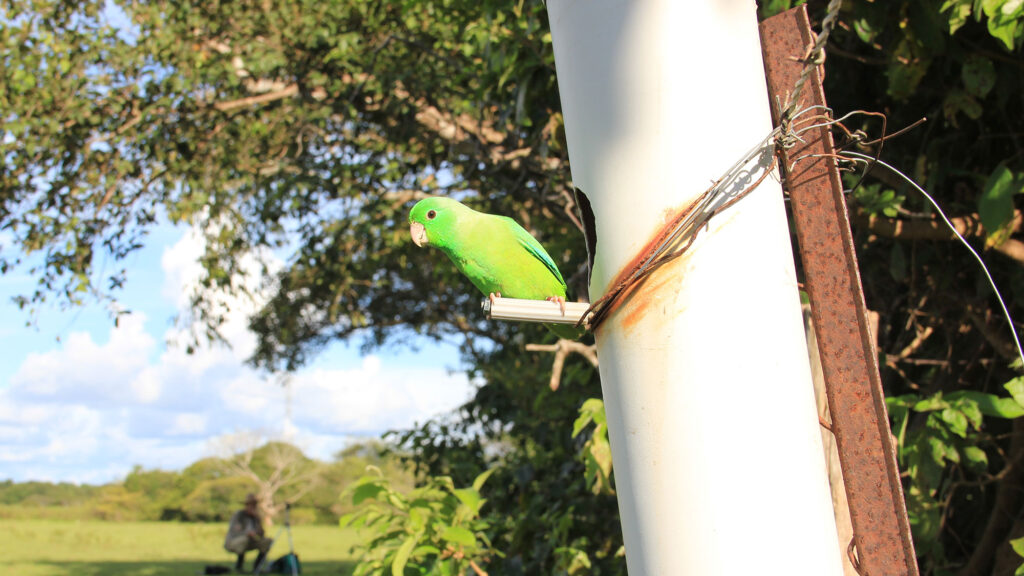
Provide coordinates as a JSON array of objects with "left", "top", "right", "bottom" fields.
[{"left": 244, "top": 493, "right": 258, "bottom": 505}]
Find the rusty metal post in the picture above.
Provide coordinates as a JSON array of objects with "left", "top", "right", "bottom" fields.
[{"left": 760, "top": 7, "right": 920, "bottom": 576}]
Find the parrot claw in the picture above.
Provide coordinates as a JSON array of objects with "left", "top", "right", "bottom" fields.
[
  {"left": 547, "top": 296, "right": 566, "bottom": 316},
  {"left": 488, "top": 292, "right": 502, "bottom": 305}
]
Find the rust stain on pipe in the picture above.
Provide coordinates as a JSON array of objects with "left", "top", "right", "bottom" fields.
[
  {"left": 618, "top": 254, "right": 690, "bottom": 333},
  {"left": 760, "top": 7, "right": 919, "bottom": 576},
  {"left": 593, "top": 200, "right": 704, "bottom": 335}
]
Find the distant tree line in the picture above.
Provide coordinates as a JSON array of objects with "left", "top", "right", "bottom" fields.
[{"left": 0, "top": 440, "right": 412, "bottom": 524}]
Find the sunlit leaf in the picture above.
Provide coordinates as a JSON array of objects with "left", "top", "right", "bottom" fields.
[
  {"left": 471, "top": 468, "right": 496, "bottom": 493},
  {"left": 441, "top": 525, "right": 477, "bottom": 547},
  {"left": 979, "top": 164, "right": 1020, "bottom": 245},
  {"left": 391, "top": 533, "right": 419, "bottom": 576},
  {"left": 1006, "top": 376, "right": 1024, "bottom": 407},
  {"left": 453, "top": 488, "right": 484, "bottom": 515},
  {"left": 963, "top": 446, "right": 989, "bottom": 471}
]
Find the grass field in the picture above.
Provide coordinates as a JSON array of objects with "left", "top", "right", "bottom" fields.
[{"left": 0, "top": 519, "right": 363, "bottom": 576}]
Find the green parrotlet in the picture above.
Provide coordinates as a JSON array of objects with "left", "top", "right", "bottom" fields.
[{"left": 408, "top": 196, "right": 583, "bottom": 340}]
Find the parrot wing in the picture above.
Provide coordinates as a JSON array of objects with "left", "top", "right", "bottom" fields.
[{"left": 502, "top": 216, "right": 567, "bottom": 291}]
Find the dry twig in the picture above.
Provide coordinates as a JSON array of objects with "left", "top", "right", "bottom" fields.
[{"left": 525, "top": 339, "right": 599, "bottom": 391}]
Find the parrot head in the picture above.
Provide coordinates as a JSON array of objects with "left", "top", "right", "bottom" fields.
[{"left": 408, "top": 196, "right": 467, "bottom": 249}]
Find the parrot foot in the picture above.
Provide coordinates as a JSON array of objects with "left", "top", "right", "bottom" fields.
[
  {"left": 546, "top": 296, "right": 566, "bottom": 316},
  {"left": 488, "top": 292, "right": 502, "bottom": 305}
]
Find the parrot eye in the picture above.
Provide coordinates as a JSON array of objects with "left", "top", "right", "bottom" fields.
[{"left": 426, "top": 209, "right": 437, "bottom": 220}]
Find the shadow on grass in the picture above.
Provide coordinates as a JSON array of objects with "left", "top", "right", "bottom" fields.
[{"left": 13, "top": 560, "right": 358, "bottom": 576}]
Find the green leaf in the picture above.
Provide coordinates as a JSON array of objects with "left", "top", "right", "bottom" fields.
[
  {"left": 572, "top": 411, "right": 594, "bottom": 438},
  {"left": 957, "top": 398, "right": 985, "bottom": 430},
  {"left": 914, "top": 394, "right": 949, "bottom": 412},
  {"left": 942, "top": 0, "right": 975, "bottom": 33},
  {"left": 852, "top": 0, "right": 886, "bottom": 43},
  {"left": 555, "top": 546, "right": 594, "bottom": 575},
  {"left": 943, "top": 88, "right": 983, "bottom": 125},
  {"left": 441, "top": 525, "right": 477, "bottom": 547},
  {"left": 386, "top": 491, "right": 408, "bottom": 511},
  {"left": 585, "top": 426, "right": 614, "bottom": 495},
  {"left": 940, "top": 407, "right": 969, "bottom": 438},
  {"left": 408, "top": 506, "right": 428, "bottom": 532},
  {"left": 979, "top": 164, "right": 1020, "bottom": 243},
  {"left": 471, "top": 467, "right": 496, "bottom": 492},
  {"left": 888, "top": 39, "right": 931, "bottom": 100},
  {"left": 962, "top": 445, "right": 989, "bottom": 471},
  {"left": 962, "top": 54, "right": 997, "bottom": 98},
  {"left": 392, "top": 534, "right": 419, "bottom": 576},
  {"left": 1011, "top": 535, "right": 1024, "bottom": 559},
  {"left": 759, "top": 0, "right": 794, "bottom": 19},
  {"left": 949, "top": 390, "right": 1024, "bottom": 418},
  {"left": 573, "top": 398, "right": 605, "bottom": 438},
  {"left": 412, "top": 545, "right": 441, "bottom": 557},
  {"left": 983, "top": 0, "right": 1023, "bottom": 49},
  {"left": 1013, "top": 534, "right": 1024, "bottom": 575},
  {"left": 1005, "top": 376, "right": 1024, "bottom": 406},
  {"left": 437, "top": 558, "right": 456, "bottom": 576},
  {"left": 928, "top": 436, "right": 951, "bottom": 465},
  {"left": 434, "top": 476, "right": 456, "bottom": 493},
  {"left": 888, "top": 394, "right": 920, "bottom": 409},
  {"left": 352, "top": 481, "right": 387, "bottom": 505},
  {"left": 452, "top": 488, "right": 485, "bottom": 515}
]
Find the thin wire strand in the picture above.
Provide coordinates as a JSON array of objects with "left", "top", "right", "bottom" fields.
[
  {"left": 634, "top": 133, "right": 779, "bottom": 278},
  {"left": 580, "top": 133, "right": 780, "bottom": 331},
  {"left": 782, "top": 0, "right": 844, "bottom": 119},
  {"left": 843, "top": 150, "right": 1024, "bottom": 367},
  {"left": 792, "top": 110, "right": 867, "bottom": 139}
]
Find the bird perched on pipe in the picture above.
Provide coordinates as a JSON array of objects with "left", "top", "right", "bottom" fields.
[{"left": 408, "top": 196, "right": 584, "bottom": 340}]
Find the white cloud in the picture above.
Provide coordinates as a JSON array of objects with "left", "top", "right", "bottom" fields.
[
  {"left": 0, "top": 228, "right": 472, "bottom": 484},
  {"left": 130, "top": 367, "right": 163, "bottom": 404},
  {"left": 170, "top": 413, "right": 208, "bottom": 436},
  {"left": 10, "top": 313, "right": 155, "bottom": 404}
]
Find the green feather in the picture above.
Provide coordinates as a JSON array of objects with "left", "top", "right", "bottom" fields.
[
  {"left": 505, "top": 216, "right": 567, "bottom": 292},
  {"left": 409, "top": 196, "right": 584, "bottom": 340}
]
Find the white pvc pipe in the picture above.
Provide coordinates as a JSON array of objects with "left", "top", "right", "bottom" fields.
[{"left": 546, "top": 2, "right": 844, "bottom": 575}]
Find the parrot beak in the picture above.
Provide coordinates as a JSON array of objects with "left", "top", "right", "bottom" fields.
[{"left": 410, "top": 222, "right": 428, "bottom": 247}]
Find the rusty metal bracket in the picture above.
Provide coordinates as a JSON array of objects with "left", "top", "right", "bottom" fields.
[{"left": 760, "top": 7, "right": 919, "bottom": 576}]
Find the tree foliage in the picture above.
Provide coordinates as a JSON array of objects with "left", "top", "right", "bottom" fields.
[
  {"left": 4, "top": 0, "right": 1024, "bottom": 574},
  {"left": 0, "top": 440, "right": 412, "bottom": 524},
  {"left": 341, "top": 468, "right": 500, "bottom": 576},
  {"left": 1, "top": 0, "right": 580, "bottom": 363},
  {"left": 0, "top": 479, "right": 101, "bottom": 507}
]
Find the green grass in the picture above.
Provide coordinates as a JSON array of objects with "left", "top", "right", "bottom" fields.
[{"left": 0, "top": 519, "right": 362, "bottom": 576}]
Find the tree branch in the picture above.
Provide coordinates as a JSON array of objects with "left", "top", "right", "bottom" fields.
[
  {"left": 525, "top": 339, "right": 599, "bottom": 391},
  {"left": 966, "top": 307, "right": 1019, "bottom": 361},
  {"left": 214, "top": 84, "right": 299, "bottom": 112},
  {"left": 852, "top": 206, "right": 1024, "bottom": 266}
]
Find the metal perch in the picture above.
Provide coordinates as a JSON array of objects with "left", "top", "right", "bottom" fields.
[{"left": 481, "top": 297, "right": 591, "bottom": 327}]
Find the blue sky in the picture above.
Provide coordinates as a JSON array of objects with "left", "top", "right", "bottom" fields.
[{"left": 0, "top": 219, "right": 472, "bottom": 485}]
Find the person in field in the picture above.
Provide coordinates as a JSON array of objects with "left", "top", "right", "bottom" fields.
[{"left": 223, "top": 493, "right": 272, "bottom": 573}]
